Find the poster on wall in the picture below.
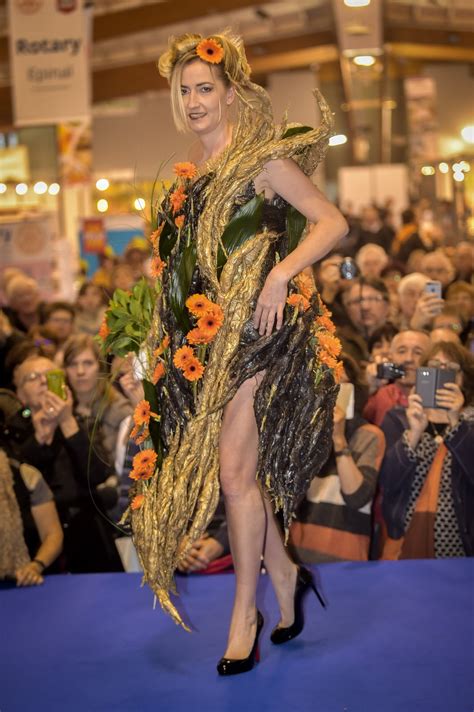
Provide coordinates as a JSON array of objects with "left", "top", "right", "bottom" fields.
[
  {"left": 58, "top": 121, "right": 92, "bottom": 184},
  {"left": 81, "top": 217, "right": 106, "bottom": 253},
  {"left": 7, "top": 0, "right": 91, "bottom": 126},
  {"left": 0, "top": 213, "right": 59, "bottom": 296}
]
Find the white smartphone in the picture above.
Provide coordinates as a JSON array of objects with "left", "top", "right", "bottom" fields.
[
  {"left": 424, "top": 280, "right": 442, "bottom": 299},
  {"left": 336, "top": 382, "right": 355, "bottom": 420}
]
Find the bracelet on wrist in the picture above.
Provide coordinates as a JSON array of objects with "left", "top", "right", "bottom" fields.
[
  {"left": 32, "top": 558, "right": 46, "bottom": 572},
  {"left": 334, "top": 447, "right": 351, "bottom": 458}
]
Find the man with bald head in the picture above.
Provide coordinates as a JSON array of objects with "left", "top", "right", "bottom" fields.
[{"left": 364, "top": 330, "right": 432, "bottom": 426}]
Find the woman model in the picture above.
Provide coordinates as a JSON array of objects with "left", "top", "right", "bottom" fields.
[{"left": 105, "top": 31, "right": 348, "bottom": 675}]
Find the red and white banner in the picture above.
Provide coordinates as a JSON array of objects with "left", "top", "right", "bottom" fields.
[{"left": 8, "top": 0, "right": 91, "bottom": 126}]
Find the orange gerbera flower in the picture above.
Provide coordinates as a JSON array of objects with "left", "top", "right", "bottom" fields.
[
  {"left": 149, "top": 224, "right": 163, "bottom": 249},
  {"left": 99, "top": 317, "right": 110, "bottom": 340},
  {"left": 287, "top": 293, "right": 310, "bottom": 312},
  {"left": 129, "top": 449, "right": 157, "bottom": 480},
  {"left": 295, "top": 272, "right": 315, "bottom": 300},
  {"left": 196, "top": 38, "right": 224, "bottom": 64},
  {"left": 319, "top": 350, "right": 338, "bottom": 370},
  {"left": 186, "top": 327, "right": 212, "bottom": 345},
  {"left": 133, "top": 400, "right": 151, "bottom": 427},
  {"left": 173, "top": 162, "right": 197, "bottom": 179},
  {"left": 197, "top": 311, "right": 223, "bottom": 339},
  {"left": 152, "top": 361, "right": 166, "bottom": 385},
  {"left": 334, "top": 361, "right": 344, "bottom": 383},
  {"left": 154, "top": 334, "right": 170, "bottom": 357},
  {"left": 315, "top": 313, "right": 336, "bottom": 334},
  {"left": 170, "top": 186, "right": 187, "bottom": 214},
  {"left": 173, "top": 345, "right": 195, "bottom": 369},
  {"left": 175, "top": 215, "right": 185, "bottom": 230},
  {"left": 131, "top": 494, "right": 145, "bottom": 510},
  {"left": 130, "top": 424, "right": 149, "bottom": 445},
  {"left": 150, "top": 256, "right": 166, "bottom": 279},
  {"left": 318, "top": 332, "right": 342, "bottom": 359},
  {"left": 185, "top": 294, "right": 213, "bottom": 317},
  {"left": 182, "top": 356, "right": 205, "bottom": 381}
]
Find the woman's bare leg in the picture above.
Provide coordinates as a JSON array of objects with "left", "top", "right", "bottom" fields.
[{"left": 219, "top": 375, "right": 298, "bottom": 658}]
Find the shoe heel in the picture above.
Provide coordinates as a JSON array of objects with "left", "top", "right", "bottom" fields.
[{"left": 311, "top": 582, "right": 327, "bottom": 609}]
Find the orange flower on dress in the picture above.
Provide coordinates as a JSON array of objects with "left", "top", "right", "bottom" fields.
[
  {"left": 170, "top": 186, "right": 187, "bottom": 214},
  {"left": 152, "top": 361, "right": 166, "bottom": 385},
  {"left": 149, "top": 224, "right": 163, "bottom": 249},
  {"left": 173, "top": 345, "right": 195, "bottom": 369},
  {"left": 129, "top": 449, "right": 157, "bottom": 480},
  {"left": 133, "top": 400, "right": 151, "bottom": 427},
  {"left": 319, "top": 350, "right": 338, "bottom": 370},
  {"left": 182, "top": 356, "right": 205, "bottom": 381},
  {"left": 173, "top": 162, "right": 197, "bottom": 179},
  {"left": 131, "top": 494, "right": 145, "bottom": 510},
  {"left": 315, "top": 313, "right": 336, "bottom": 334},
  {"left": 154, "top": 335, "right": 170, "bottom": 357},
  {"left": 196, "top": 38, "right": 224, "bottom": 64},
  {"left": 196, "top": 311, "right": 223, "bottom": 340},
  {"left": 132, "top": 426, "right": 149, "bottom": 446},
  {"left": 175, "top": 215, "right": 185, "bottom": 230},
  {"left": 99, "top": 317, "right": 110, "bottom": 340},
  {"left": 150, "top": 256, "right": 166, "bottom": 279},
  {"left": 334, "top": 361, "right": 344, "bottom": 383},
  {"left": 186, "top": 327, "right": 212, "bottom": 345},
  {"left": 318, "top": 332, "right": 342, "bottom": 359},
  {"left": 295, "top": 273, "right": 315, "bottom": 300},
  {"left": 287, "top": 293, "right": 310, "bottom": 312},
  {"left": 185, "top": 294, "right": 214, "bottom": 317}
]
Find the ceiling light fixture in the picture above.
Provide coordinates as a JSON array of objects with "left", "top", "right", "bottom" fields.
[
  {"left": 353, "top": 55, "right": 376, "bottom": 67},
  {"left": 329, "top": 134, "right": 348, "bottom": 146}
]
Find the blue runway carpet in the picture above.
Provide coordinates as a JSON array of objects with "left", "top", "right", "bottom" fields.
[{"left": 1, "top": 559, "right": 473, "bottom": 712}]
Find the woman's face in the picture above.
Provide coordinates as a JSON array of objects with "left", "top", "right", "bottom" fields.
[
  {"left": 66, "top": 348, "right": 100, "bottom": 397},
  {"left": 180, "top": 60, "right": 234, "bottom": 136},
  {"left": 428, "top": 350, "right": 463, "bottom": 388}
]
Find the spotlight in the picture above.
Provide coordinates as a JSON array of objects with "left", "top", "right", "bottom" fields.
[
  {"left": 97, "top": 199, "right": 108, "bottom": 212},
  {"left": 421, "top": 166, "right": 435, "bottom": 176},
  {"left": 329, "top": 134, "right": 348, "bottom": 146},
  {"left": 48, "top": 183, "right": 60, "bottom": 195},
  {"left": 15, "top": 183, "right": 28, "bottom": 195},
  {"left": 460, "top": 125, "right": 474, "bottom": 144},
  {"left": 353, "top": 55, "right": 376, "bottom": 67},
  {"left": 134, "top": 198, "right": 146, "bottom": 210},
  {"left": 344, "top": 0, "right": 370, "bottom": 6},
  {"left": 438, "top": 163, "right": 449, "bottom": 174},
  {"left": 34, "top": 181, "right": 48, "bottom": 195},
  {"left": 96, "top": 178, "right": 109, "bottom": 191},
  {"left": 0, "top": 183, "right": 7, "bottom": 194}
]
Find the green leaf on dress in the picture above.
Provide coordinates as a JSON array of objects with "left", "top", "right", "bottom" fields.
[
  {"left": 169, "top": 242, "right": 196, "bottom": 333},
  {"left": 287, "top": 205, "right": 307, "bottom": 254},
  {"left": 217, "top": 193, "right": 265, "bottom": 276}
]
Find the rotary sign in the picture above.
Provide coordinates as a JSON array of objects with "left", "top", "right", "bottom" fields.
[{"left": 8, "top": 0, "right": 90, "bottom": 125}]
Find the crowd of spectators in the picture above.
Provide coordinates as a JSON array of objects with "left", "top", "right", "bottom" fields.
[{"left": 0, "top": 200, "right": 473, "bottom": 587}]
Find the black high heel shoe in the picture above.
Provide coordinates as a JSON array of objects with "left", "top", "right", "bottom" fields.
[
  {"left": 217, "top": 610, "right": 264, "bottom": 676},
  {"left": 270, "top": 566, "right": 326, "bottom": 645}
]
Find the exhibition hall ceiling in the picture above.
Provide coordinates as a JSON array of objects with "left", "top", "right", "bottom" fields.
[{"left": 0, "top": 0, "right": 473, "bottom": 110}]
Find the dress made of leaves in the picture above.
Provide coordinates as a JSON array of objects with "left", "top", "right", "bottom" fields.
[{"left": 102, "top": 88, "right": 340, "bottom": 628}]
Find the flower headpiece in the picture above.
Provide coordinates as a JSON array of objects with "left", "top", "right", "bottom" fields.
[{"left": 196, "top": 38, "right": 224, "bottom": 64}]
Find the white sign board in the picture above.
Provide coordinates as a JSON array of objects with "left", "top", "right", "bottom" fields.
[{"left": 8, "top": 0, "right": 91, "bottom": 126}]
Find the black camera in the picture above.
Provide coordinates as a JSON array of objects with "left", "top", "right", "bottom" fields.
[
  {"left": 376, "top": 362, "right": 406, "bottom": 380},
  {"left": 340, "top": 257, "right": 358, "bottom": 280}
]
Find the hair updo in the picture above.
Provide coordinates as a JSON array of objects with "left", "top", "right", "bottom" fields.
[{"left": 158, "top": 31, "right": 252, "bottom": 133}]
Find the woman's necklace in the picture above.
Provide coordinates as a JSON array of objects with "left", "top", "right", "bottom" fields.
[{"left": 427, "top": 420, "right": 448, "bottom": 445}]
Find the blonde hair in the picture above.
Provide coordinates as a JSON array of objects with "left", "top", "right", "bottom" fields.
[{"left": 158, "top": 31, "right": 254, "bottom": 133}]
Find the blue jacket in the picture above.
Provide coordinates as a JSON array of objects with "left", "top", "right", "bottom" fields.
[{"left": 380, "top": 407, "right": 474, "bottom": 556}]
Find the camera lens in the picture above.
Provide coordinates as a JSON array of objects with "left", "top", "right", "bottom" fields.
[{"left": 340, "top": 257, "right": 358, "bottom": 280}]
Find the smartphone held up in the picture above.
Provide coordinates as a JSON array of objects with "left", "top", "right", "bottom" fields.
[
  {"left": 415, "top": 367, "right": 456, "bottom": 409},
  {"left": 46, "top": 369, "right": 67, "bottom": 400}
]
